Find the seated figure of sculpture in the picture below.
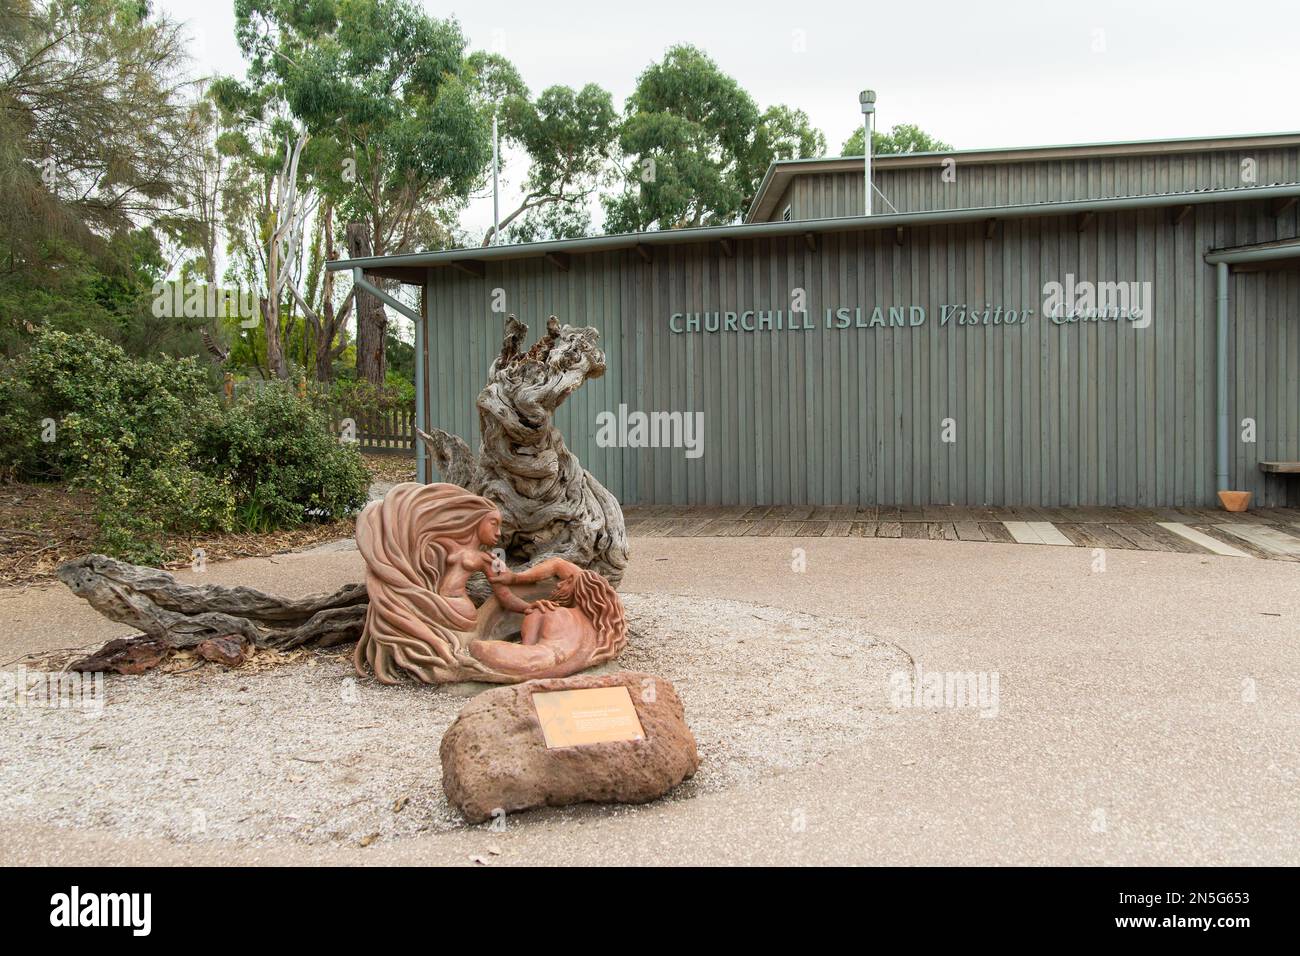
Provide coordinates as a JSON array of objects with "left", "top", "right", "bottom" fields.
[{"left": 353, "top": 482, "right": 627, "bottom": 685}]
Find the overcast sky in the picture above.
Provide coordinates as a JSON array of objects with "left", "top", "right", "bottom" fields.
[{"left": 164, "top": 0, "right": 1299, "bottom": 239}]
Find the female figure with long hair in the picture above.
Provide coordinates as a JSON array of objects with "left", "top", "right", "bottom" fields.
[{"left": 354, "top": 482, "right": 626, "bottom": 685}]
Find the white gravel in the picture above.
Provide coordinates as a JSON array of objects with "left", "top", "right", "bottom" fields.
[{"left": 0, "top": 593, "right": 908, "bottom": 846}]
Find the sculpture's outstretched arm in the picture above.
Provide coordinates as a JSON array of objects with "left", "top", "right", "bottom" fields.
[
  {"left": 487, "top": 577, "right": 532, "bottom": 614},
  {"left": 506, "top": 556, "right": 581, "bottom": 585}
]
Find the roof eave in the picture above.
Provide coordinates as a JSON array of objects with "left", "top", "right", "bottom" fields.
[{"left": 327, "top": 183, "right": 1300, "bottom": 275}]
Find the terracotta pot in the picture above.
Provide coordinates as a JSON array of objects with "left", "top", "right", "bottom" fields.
[{"left": 1217, "top": 490, "right": 1252, "bottom": 513}]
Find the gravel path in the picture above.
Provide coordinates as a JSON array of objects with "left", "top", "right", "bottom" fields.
[{"left": 0, "top": 593, "right": 907, "bottom": 847}]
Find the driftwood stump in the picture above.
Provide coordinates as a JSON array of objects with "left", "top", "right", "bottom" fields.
[
  {"left": 418, "top": 314, "right": 629, "bottom": 588},
  {"left": 58, "top": 554, "right": 367, "bottom": 672}
]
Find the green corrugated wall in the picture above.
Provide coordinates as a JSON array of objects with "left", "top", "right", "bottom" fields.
[{"left": 423, "top": 197, "right": 1300, "bottom": 508}]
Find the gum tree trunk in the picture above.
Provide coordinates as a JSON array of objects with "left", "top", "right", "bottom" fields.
[{"left": 347, "top": 221, "right": 387, "bottom": 386}]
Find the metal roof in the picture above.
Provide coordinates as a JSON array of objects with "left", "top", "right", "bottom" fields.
[
  {"left": 745, "top": 131, "right": 1300, "bottom": 222},
  {"left": 326, "top": 182, "right": 1300, "bottom": 280}
]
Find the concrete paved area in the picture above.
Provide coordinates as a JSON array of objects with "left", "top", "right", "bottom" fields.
[{"left": 2, "top": 533, "right": 1298, "bottom": 865}]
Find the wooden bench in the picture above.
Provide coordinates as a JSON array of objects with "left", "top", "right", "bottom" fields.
[{"left": 1258, "top": 461, "right": 1300, "bottom": 474}]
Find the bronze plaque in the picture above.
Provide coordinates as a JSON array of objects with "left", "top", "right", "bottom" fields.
[{"left": 532, "top": 686, "right": 646, "bottom": 749}]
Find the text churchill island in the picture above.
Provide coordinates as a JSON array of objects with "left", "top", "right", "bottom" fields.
[{"left": 667, "top": 304, "right": 1036, "bottom": 333}]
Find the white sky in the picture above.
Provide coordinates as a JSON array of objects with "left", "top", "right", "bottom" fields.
[{"left": 165, "top": 0, "right": 1300, "bottom": 241}]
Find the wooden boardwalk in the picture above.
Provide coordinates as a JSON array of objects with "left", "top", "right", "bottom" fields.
[{"left": 623, "top": 504, "right": 1300, "bottom": 562}]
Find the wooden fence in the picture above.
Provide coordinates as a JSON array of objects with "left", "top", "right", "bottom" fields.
[
  {"left": 323, "top": 405, "right": 416, "bottom": 456},
  {"left": 224, "top": 376, "right": 416, "bottom": 456}
]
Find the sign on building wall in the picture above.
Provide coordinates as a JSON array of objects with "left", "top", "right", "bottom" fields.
[{"left": 668, "top": 277, "right": 1153, "bottom": 333}]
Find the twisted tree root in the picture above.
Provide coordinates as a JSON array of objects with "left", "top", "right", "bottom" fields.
[{"left": 58, "top": 554, "right": 367, "bottom": 672}]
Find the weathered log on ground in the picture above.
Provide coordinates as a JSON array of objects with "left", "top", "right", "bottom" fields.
[
  {"left": 418, "top": 314, "right": 629, "bottom": 589},
  {"left": 59, "top": 554, "right": 367, "bottom": 672}
]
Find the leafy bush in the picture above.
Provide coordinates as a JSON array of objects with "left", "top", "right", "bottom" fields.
[
  {"left": 0, "top": 329, "right": 216, "bottom": 483},
  {"left": 200, "top": 385, "right": 370, "bottom": 531},
  {"left": 325, "top": 373, "right": 415, "bottom": 411},
  {"left": 94, "top": 452, "right": 238, "bottom": 565},
  {"left": 0, "top": 329, "right": 370, "bottom": 562}
]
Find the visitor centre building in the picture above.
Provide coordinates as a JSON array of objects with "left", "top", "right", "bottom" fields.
[{"left": 330, "top": 131, "right": 1300, "bottom": 509}]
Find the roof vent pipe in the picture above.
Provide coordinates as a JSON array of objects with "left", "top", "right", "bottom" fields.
[{"left": 859, "top": 90, "right": 876, "bottom": 215}]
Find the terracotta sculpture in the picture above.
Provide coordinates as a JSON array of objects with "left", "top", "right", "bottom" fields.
[{"left": 353, "top": 482, "right": 627, "bottom": 685}]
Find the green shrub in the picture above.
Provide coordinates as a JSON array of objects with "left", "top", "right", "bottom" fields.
[
  {"left": 325, "top": 373, "right": 415, "bottom": 411},
  {"left": 0, "top": 332, "right": 230, "bottom": 559},
  {"left": 200, "top": 384, "right": 371, "bottom": 531},
  {"left": 0, "top": 329, "right": 216, "bottom": 484},
  {"left": 95, "top": 455, "right": 237, "bottom": 565},
  {"left": 0, "top": 329, "right": 370, "bottom": 562}
]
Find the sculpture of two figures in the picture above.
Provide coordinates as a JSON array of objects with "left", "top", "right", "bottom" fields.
[{"left": 354, "top": 482, "right": 627, "bottom": 685}]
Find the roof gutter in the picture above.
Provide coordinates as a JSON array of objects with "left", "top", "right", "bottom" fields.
[
  {"left": 1204, "top": 240, "right": 1300, "bottom": 265},
  {"left": 328, "top": 184, "right": 1300, "bottom": 273}
]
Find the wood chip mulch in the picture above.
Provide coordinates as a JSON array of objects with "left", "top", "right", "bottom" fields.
[
  {"left": 0, "top": 454, "right": 406, "bottom": 591},
  {"left": 0, "top": 483, "right": 100, "bottom": 590},
  {"left": 363, "top": 455, "right": 417, "bottom": 484}
]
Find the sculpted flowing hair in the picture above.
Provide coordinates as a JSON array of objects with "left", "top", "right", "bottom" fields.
[
  {"left": 354, "top": 482, "right": 502, "bottom": 684},
  {"left": 464, "top": 567, "right": 627, "bottom": 678},
  {"left": 553, "top": 569, "right": 627, "bottom": 659},
  {"left": 355, "top": 482, "right": 629, "bottom": 685}
]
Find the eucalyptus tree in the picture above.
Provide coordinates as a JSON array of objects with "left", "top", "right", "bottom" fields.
[
  {"left": 208, "top": 76, "right": 320, "bottom": 381},
  {"left": 482, "top": 82, "right": 619, "bottom": 246},
  {"left": 297, "top": 198, "right": 356, "bottom": 381},
  {"left": 230, "top": 0, "right": 492, "bottom": 385},
  {"left": 749, "top": 104, "right": 827, "bottom": 184},
  {"left": 841, "top": 123, "right": 952, "bottom": 156},
  {"left": 603, "top": 45, "right": 825, "bottom": 232},
  {"left": 158, "top": 92, "right": 234, "bottom": 363}
]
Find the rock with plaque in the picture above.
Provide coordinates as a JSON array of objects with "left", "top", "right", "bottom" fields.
[{"left": 439, "top": 671, "right": 699, "bottom": 823}]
